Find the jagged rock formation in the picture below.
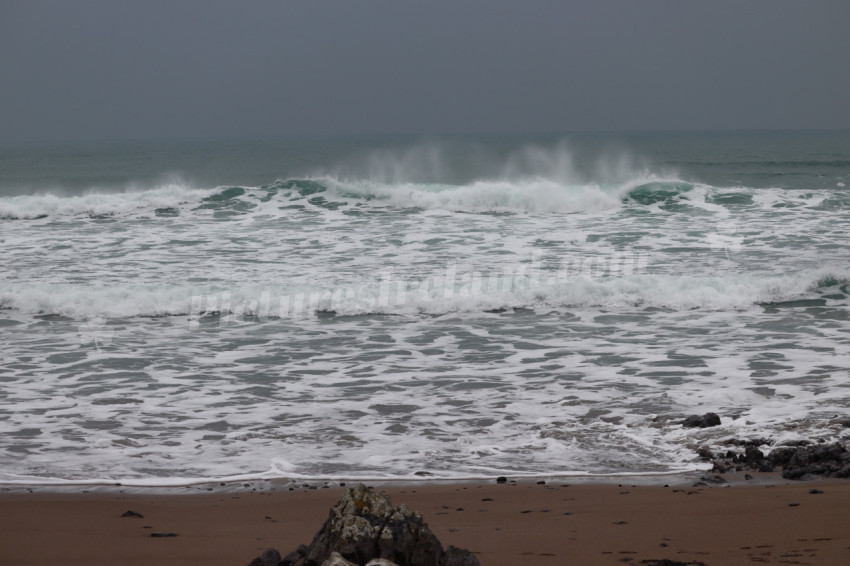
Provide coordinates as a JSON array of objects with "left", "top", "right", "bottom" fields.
[{"left": 248, "top": 484, "right": 479, "bottom": 566}]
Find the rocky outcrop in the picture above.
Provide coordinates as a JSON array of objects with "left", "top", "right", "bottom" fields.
[
  {"left": 698, "top": 439, "right": 850, "bottom": 480},
  {"left": 778, "top": 442, "right": 850, "bottom": 479},
  {"left": 249, "top": 484, "right": 479, "bottom": 566}
]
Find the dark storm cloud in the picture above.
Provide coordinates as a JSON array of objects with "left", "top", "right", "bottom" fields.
[{"left": 1, "top": 0, "right": 849, "bottom": 142}]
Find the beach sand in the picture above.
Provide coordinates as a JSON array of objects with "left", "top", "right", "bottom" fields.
[{"left": 2, "top": 478, "right": 849, "bottom": 565}]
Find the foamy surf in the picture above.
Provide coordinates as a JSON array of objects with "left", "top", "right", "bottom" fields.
[
  {"left": 2, "top": 133, "right": 849, "bottom": 484},
  {"left": 1, "top": 270, "right": 847, "bottom": 320},
  {"left": 0, "top": 183, "right": 217, "bottom": 219}
]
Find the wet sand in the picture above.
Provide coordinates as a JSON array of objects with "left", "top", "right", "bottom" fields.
[{"left": 2, "top": 478, "right": 849, "bottom": 565}]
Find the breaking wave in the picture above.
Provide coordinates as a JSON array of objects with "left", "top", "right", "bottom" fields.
[
  {"left": 0, "top": 142, "right": 704, "bottom": 218},
  {"left": 2, "top": 270, "right": 847, "bottom": 320},
  {"left": 0, "top": 177, "right": 709, "bottom": 219},
  {"left": 0, "top": 183, "right": 217, "bottom": 220}
]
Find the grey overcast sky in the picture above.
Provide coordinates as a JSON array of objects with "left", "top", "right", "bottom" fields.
[{"left": 1, "top": 0, "right": 849, "bottom": 142}]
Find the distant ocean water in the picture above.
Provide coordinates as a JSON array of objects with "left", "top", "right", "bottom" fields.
[{"left": 1, "top": 132, "right": 849, "bottom": 486}]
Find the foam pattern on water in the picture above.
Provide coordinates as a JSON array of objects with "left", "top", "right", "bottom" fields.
[{"left": 1, "top": 172, "right": 850, "bottom": 483}]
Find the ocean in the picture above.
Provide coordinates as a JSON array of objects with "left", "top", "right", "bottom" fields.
[{"left": 1, "top": 131, "right": 849, "bottom": 486}]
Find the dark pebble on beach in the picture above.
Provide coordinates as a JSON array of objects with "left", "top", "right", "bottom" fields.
[
  {"left": 121, "top": 510, "right": 143, "bottom": 518},
  {"left": 809, "top": 489, "right": 824, "bottom": 494},
  {"left": 496, "top": 476, "right": 507, "bottom": 484},
  {"left": 150, "top": 532, "right": 178, "bottom": 537}
]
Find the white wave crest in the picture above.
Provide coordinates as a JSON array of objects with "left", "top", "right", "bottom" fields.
[
  {"left": 0, "top": 183, "right": 217, "bottom": 219},
  {"left": 295, "top": 140, "right": 687, "bottom": 213},
  {"left": 319, "top": 177, "right": 641, "bottom": 213}
]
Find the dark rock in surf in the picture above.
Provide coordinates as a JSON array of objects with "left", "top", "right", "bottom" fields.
[
  {"left": 767, "top": 446, "right": 795, "bottom": 468},
  {"left": 781, "top": 442, "right": 848, "bottom": 480},
  {"left": 757, "top": 462, "right": 774, "bottom": 473},
  {"left": 696, "top": 447, "right": 713, "bottom": 461},
  {"left": 699, "top": 438, "right": 848, "bottom": 480},
  {"left": 743, "top": 446, "right": 765, "bottom": 465},
  {"left": 681, "top": 413, "right": 721, "bottom": 428}
]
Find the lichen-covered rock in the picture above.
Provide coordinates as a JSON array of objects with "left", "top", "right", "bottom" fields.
[{"left": 273, "top": 484, "right": 479, "bottom": 566}]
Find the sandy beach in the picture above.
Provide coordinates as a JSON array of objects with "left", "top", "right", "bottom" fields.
[{"left": 2, "top": 477, "right": 849, "bottom": 566}]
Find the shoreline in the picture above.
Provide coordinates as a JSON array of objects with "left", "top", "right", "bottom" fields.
[
  {"left": 1, "top": 468, "right": 779, "bottom": 496},
  {"left": 3, "top": 475, "right": 850, "bottom": 565}
]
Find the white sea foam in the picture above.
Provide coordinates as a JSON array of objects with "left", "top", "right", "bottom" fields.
[
  {"left": 3, "top": 143, "right": 850, "bottom": 484},
  {"left": 2, "top": 278, "right": 848, "bottom": 483},
  {"left": 2, "top": 269, "right": 846, "bottom": 320},
  {"left": 0, "top": 183, "right": 216, "bottom": 219}
]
